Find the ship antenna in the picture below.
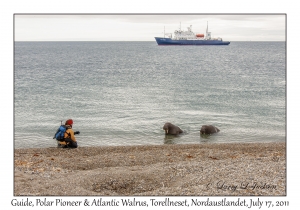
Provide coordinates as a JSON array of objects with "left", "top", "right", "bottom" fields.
[{"left": 206, "top": 21, "right": 208, "bottom": 38}]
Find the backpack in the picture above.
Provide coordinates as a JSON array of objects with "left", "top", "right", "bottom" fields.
[{"left": 53, "top": 125, "right": 69, "bottom": 141}]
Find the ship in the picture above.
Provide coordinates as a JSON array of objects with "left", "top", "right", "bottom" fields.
[{"left": 154, "top": 22, "right": 230, "bottom": 45}]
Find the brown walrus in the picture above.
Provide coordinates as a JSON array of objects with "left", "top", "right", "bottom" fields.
[
  {"left": 200, "top": 125, "right": 220, "bottom": 135},
  {"left": 163, "top": 122, "right": 183, "bottom": 135}
]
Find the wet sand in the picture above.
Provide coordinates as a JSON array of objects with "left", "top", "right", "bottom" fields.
[{"left": 14, "top": 142, "right": 286, "bottom": 196}]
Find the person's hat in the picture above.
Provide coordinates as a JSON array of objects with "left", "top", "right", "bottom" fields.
[{"left": 65, "top": 119, "right": 73, "bottom": 125}]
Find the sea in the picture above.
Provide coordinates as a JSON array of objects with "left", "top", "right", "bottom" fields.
[{"left": 14, "top": 41, "right": 286, "bottom": 149}]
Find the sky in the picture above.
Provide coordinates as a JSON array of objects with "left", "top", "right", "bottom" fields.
[{"left": 14, "top": 14, "right": 286, "bottom": 41}]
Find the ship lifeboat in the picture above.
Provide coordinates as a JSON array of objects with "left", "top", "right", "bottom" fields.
[{"left": 196, "top": 34, "right": 204, "bottom": 38}]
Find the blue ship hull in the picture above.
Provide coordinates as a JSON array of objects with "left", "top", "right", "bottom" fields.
[{"left": 155, "top": 37, "right": 230, "bottom": 45}]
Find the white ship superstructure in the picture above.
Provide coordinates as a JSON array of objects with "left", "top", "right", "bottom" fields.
[{"left": 164, "top": 22, "right": 222, "bottom": 41}]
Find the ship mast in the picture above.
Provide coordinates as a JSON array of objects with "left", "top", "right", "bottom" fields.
[{"left": 206, "top": 21, "right": 211, "bottom": 40}]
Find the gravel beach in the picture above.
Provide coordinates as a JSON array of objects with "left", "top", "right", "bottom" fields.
[{"left": 14, "top": 142, "right": 286, "bottom": 196}]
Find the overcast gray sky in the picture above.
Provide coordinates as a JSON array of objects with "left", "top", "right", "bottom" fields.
[{"left": 14, "top": 14, "right": 285, "bottom": 41}]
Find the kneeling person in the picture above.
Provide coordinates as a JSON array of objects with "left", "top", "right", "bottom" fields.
[{"left": 58, "top": 119, "right": 79, "bottom": 148}]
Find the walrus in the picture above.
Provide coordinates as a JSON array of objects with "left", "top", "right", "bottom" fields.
[
  {"left": 163, "top": 122, "right": 183, "bottom": 135},
  {"left": 200, "top": 125, "right": 220, "bottom": 135}
]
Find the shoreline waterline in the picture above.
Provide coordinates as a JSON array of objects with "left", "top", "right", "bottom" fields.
[{"left": 14, "top": 141, "right": 286, "bottom": 151}]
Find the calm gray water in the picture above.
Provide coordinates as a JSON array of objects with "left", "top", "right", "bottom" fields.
[{"left": 14, "top": 41, "right": 286, "bottom": 148}]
